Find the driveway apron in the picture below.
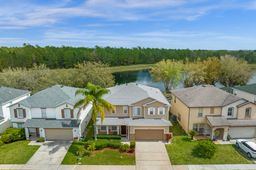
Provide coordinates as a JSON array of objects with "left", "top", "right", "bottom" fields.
[
  {"left": 135, "top": 142, "right": 172, "bottom": 170},
  {"left": 27, "top": 141, "right": 71, "bottom": 166}
]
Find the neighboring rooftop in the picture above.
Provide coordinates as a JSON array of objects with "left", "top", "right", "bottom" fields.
[
  {"left": 0, "top": 86, "right": 30, "bottom": 104},
  {"left": 18, "top": 85, "right": 81, "bottom": 108},
  {"left": 103, "top": 83, "right": 170, "bottom": 106},
  {"left": 171, "top": 85, "right": 242, "bottom": 107},
  {"left": 233, "top": 83, "right": 256, "bottom": 95},
  {"left": 207, "top": 116, "right": 256, "bottom": 127},
  {"left": 24, "top": 118, "right": 80, "bottom": 128}
]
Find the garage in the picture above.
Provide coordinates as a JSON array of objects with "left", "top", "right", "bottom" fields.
[
  {"left": 45, "top": 128, "right": 73, "bottom": 140},
  {"left": 229, "top": 127, "right": 256, "bottom": 139},
  {"left": 135, "top": 129, "right": 164, "bottom": 141}
]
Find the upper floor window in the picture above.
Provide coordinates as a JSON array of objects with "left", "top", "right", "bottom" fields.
[
  {"left": 148, "top": 107, "right": 155, "bottom": 115},
  {"left": 227, "top": 107, "right": 234, "bottom": 116},
  {"left": 198, "top": 108, "right": 203, "bottom": 117},
  {"left": 123, "top": 106, "right": 128, "bottom": 114},
  {"left": 62, "top": 108, "right": 73, "bottom": 119},
  {"left": 158, "top": 107, "right": 165, "bottom": 115},
  {"left": 210, "top": 108, "right": 214, "bottom": 114},
  {"left": 41, "top": 108, "right": 46, "bottom": 118},
  {"left": 245, "top": 107, "right": 252, "bottom": 118},
  {"left": 133, "top": 107, "right": 141, "bottom": 116},
  {"left": 14, "top": 108, "right": 26, "bottom": 119}
]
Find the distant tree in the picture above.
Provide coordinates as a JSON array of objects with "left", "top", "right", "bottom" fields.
[
  {"left": 150, "top": 60, "right": 183, "bottom": 92},
  {"left": 203, "top": 57, "right": 221, "bottom": 85},
  {"left": 74, "top": 83, "right": 114, "bottom": 139},
  {"left": 219, "top": 55, "right": 252, "bottom": 87}
]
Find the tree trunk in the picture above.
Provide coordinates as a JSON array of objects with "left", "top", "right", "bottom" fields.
[{"left": 94, "top": 123, "right": 97, "bottom": 140}]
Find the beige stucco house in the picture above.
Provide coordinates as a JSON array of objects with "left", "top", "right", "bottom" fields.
[
  {"left": 96, "top": 83, "right": 172, "bottom": 141},
  {"left": 171, "top": 85, "right": 256, "bottom": 140}
]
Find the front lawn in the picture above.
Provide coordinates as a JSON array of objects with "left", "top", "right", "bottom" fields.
[
  {"left": 166, "top": 136, "right": 252, "bottom": 165},
  {"left": 62, "top": 140, "right": 135, "bottom": 165},
  {"left": 0, "top": 140, "right": 39, "bottom": 164}
]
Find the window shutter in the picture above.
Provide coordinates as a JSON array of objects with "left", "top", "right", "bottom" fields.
[
  {"left": 61, "top": 109, "right": 64, "bottom": 118},
  {"left": 14, "top": 109, "right": 17, "bottom": 118},
  {"left": 23, "top": 109, "right": 26, "bottom": 118},
  {"left": 71, "top": 109, "right": 74, "bottom": 118}
]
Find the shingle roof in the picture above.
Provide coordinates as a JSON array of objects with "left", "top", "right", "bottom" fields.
[
  {"left": 233, "top": 84, "right": 256, "bottom": 95},
  {"left": 207, "top": 116, "right": 256, "bottom": 127},
  {"left": 171, "top": 85, "right": 242, "bottom": 107},
  {"left": 24, "top": 118, "right": 80, "bottom": 128},
  {"left": 96, "top": 117, "right": 172, "bottom": 127},
  {"left": 19, "top": 85, "right": 81, "bottom": 108},
  {"left": 0, "top": 87, "right": 30, "bottom": 104},
  {"left": 103, "top": 83, "right": 170, "bottom": 106}
]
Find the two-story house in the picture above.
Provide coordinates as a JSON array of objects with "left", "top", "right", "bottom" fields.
[
  {"left": 9, "top": 85, "right": 92, "bottom": 140},
  {"left": 96, "top": 83, "right": 172, "bottom": 141},
  {"left": 0, "top": 87, "right": 30, "bottom": 133},
  {"left": 171, "top": 85, "right": 256, "bottom": 140}
]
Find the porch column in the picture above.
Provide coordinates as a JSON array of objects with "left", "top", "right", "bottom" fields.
[
  {"left": 95, "top": 126, "right": 98, "bottom": 135},
  {"left": 25, "top": 127, "right": 29, "bottom": 140},
  {"left": 117, "top": 126, "right": 120, "bottom": 135},
  {"left": 223, "top": 127, "right": 229, "bottom": 141},
  {"left": 211, "top": 127, "right": 215, "bottom": 140},
  {"left": 106, "top": 126, "right": 109, "bottom": 135}
]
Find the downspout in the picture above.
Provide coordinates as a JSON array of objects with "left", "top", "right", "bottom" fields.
[{"left": 188, "top": 108, "right": 190, "bottom": 132}]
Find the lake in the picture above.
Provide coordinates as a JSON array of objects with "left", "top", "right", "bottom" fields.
[{"left": 113, "top": 70, "right": 256, "bottom": 91}]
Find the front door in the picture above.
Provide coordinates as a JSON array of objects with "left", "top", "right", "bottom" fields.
[{"left": 121, "top": 126, "right": 127, "bottom": 136}]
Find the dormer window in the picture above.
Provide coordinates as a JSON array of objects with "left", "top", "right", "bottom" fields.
[
  {"left": 245, "top": 107, "right": 252, "bottom": 119},
  {"left": 227, "top": 107, "right": 234, "bottom": 117},
  {"left": 123, "top": 106, "right": 128, "bottom": 114},
  {"left": 62, "top": 108, "right": 74, "bottom": 119}
]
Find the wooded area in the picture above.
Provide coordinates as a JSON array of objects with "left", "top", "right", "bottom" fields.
[{"left": 0, "top": 44, "right": 256, "bottom": 70}]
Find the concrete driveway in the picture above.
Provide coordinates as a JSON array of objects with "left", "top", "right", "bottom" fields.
[
  {"left": 27, "top": 141, "right": 71, "bottom": 166},
  {"left": 135, "top": 142, "right": 172, "bottom": 170}
]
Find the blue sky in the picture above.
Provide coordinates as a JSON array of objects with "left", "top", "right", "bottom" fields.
[{"left": 1, "top": 0, "right": 256, "bottom": 49}]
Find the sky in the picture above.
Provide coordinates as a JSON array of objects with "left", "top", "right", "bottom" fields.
[{"left": 0, "top": 0, "right": 256, "bottom": 49}]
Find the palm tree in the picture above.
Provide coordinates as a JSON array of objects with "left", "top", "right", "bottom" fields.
[{"left": 74, "top": 83, "right": 114, "bottom": 140}]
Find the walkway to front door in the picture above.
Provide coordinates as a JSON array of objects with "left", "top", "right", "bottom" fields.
[{"left": 135, "top": 142, "right": 172, "bottom": 170}]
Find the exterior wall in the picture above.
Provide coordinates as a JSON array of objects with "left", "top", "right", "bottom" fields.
[
  {"left": 189, "top": 107, "right": 222, "bottom": 131},
  {"left": 56, "top": 103, "right": 78, "bottom": 119},
  {"left": 0, "top": 120, "right": 11, "bottom": 134},
  {"left": 1, "top": 93, "right": 30, "bottom": 120},
  {"left": 221, "top": 100, "right": 245, "bottom": 118},
  {"left": 104, "top": 105, "right": 130, "bottom": 118},
  {"left": 39, "top": 128, "right": 45, "bottom": 138},
  {"left": 10, "top": 104, "right": 31, "bottom": 124},
  {"left": 170, "top": 95, "right": 190, "bottom": 132},
  {"left": 144, "top": 101, "right": 169, "bottom": 120},
  {"left": 237, "top": 103, "right": 256, "bottom": 120},
  {"left": 73, "top": 128, "right": 79, "bottom": 138},
  {"left": 79, "top": 104, "right": 93, "bottom": 137},
  {"left": 233, "top": 89, "right": 256, "bottom": 103},
  {"left": 131, "top": 98, "right": 154, "bottom": 118}
]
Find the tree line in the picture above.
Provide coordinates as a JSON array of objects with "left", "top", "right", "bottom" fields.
[
  {"left": 0, "top": 44, "right": 256, "bottom": 70},
  {"left": 151, "top": 55, "right": 252, "bottom": 91}
]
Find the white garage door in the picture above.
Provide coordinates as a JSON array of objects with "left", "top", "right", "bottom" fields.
[{"left": 229, "top": 127, "right": 256, "bottom": 139}]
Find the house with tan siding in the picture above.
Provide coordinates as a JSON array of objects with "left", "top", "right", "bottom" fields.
[
  {"left": 96, "top": 83, "right": 172, "bottom": 141},
  {"left": 171, "top": 85, "right": 256, "bottom": 140}
]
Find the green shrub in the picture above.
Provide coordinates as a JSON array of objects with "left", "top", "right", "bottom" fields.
[
  {"left": 0, "top": 140, "right": 4, "bottom": 146},
  {"left": 87, "top": 143, "right": 96, "bottom": 151},
  {"left": 36, "top": 137, "right": 45, "bottom": 142},
  {"left": 94, "top": 139, "right": 121, "bottom": 150},
  {"left": 193, "top": 140, "right": 216, "bottom": 158},
  {"left": 84, "top": 149, "right": 91, "bottom": 157},
  {"left": 97, "top": 135, "right": 121, "bottom": 140},
  {"left": 1, "top": 128, "right": 25, "bottom": 143},
  {"left": 119, "top": 143, "right": 129, "bottom": 152},
  {"left": 130, "top": 141, "right": 135, "bottom": 149},
  {"left": 76, "top": 147, "right": 87, "bottom": 157},
  {"left": 189, "top": 130, "right": 197, "bottom": 140}
]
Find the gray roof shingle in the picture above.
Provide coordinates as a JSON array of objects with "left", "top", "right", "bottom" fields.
[
  {"left": 0, "top": 87, "right": 30, "bottom": 104},
  {"left": 19, "top": 85, "right": 81, "bottom": 108},
  {"left": 207, "top": 116, "right": 256, "bottom": 127},
  {"left": 171, "top": 85, "right": 242, "bottom": 107},
  {"left": 233, "top": 83, "right": 256, "bottom": 95},
  {"left": 24, "top": 118, "right": 80, "bottom": 128},
  {"left": 104, "top": 83, "right": 170, "bottom": 106}
]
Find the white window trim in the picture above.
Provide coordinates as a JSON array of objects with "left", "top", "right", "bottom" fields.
[
  {"left": 64, "top": 108, "right": 71, "bottom": 119},
  {"left": 133, "top": 107, "right": 141, "bottom": 116},
  {"left": 123, "top": 106, "right": 128, "bottom": 114},
  {"left": 17, "top": 108, "right": 24, "bottom": 119},
  {"left": 148, "top": 107, "right": 156, "bottom": 115},
  {"left": 227, "top": 107, "right": 234, "bottom": 116},
  {"left": 158, "top": 107, "right": 165, "bottom": 115}
]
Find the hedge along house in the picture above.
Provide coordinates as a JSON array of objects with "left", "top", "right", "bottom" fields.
[
  {"left": 96, "top": 83, "right": 172, "bottom": 141},
  {"left": 9, "top": 85, "right": 92, "bottom": 141},
  {"left": 0, "top": 87, "right": 30, "bottom": 134},
  {"left": 171, "top": 85, "right": 256, "bottom": 140}
]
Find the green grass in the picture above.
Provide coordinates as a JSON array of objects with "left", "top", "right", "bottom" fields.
[
  {"left": 109, "top": 64, "right": 154, "bottom": 73},
  {"left": 0, "top": 140, "right": 39, "bottom": 164},
  {"left": 62, "top": 141, "right": 135, "bottom": 165},
  {"left": 169, "top": 120, "right": 187, "bottom": 136},
  {"left": 166, "top": 136, "right": 252, "bottom": 165}
]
